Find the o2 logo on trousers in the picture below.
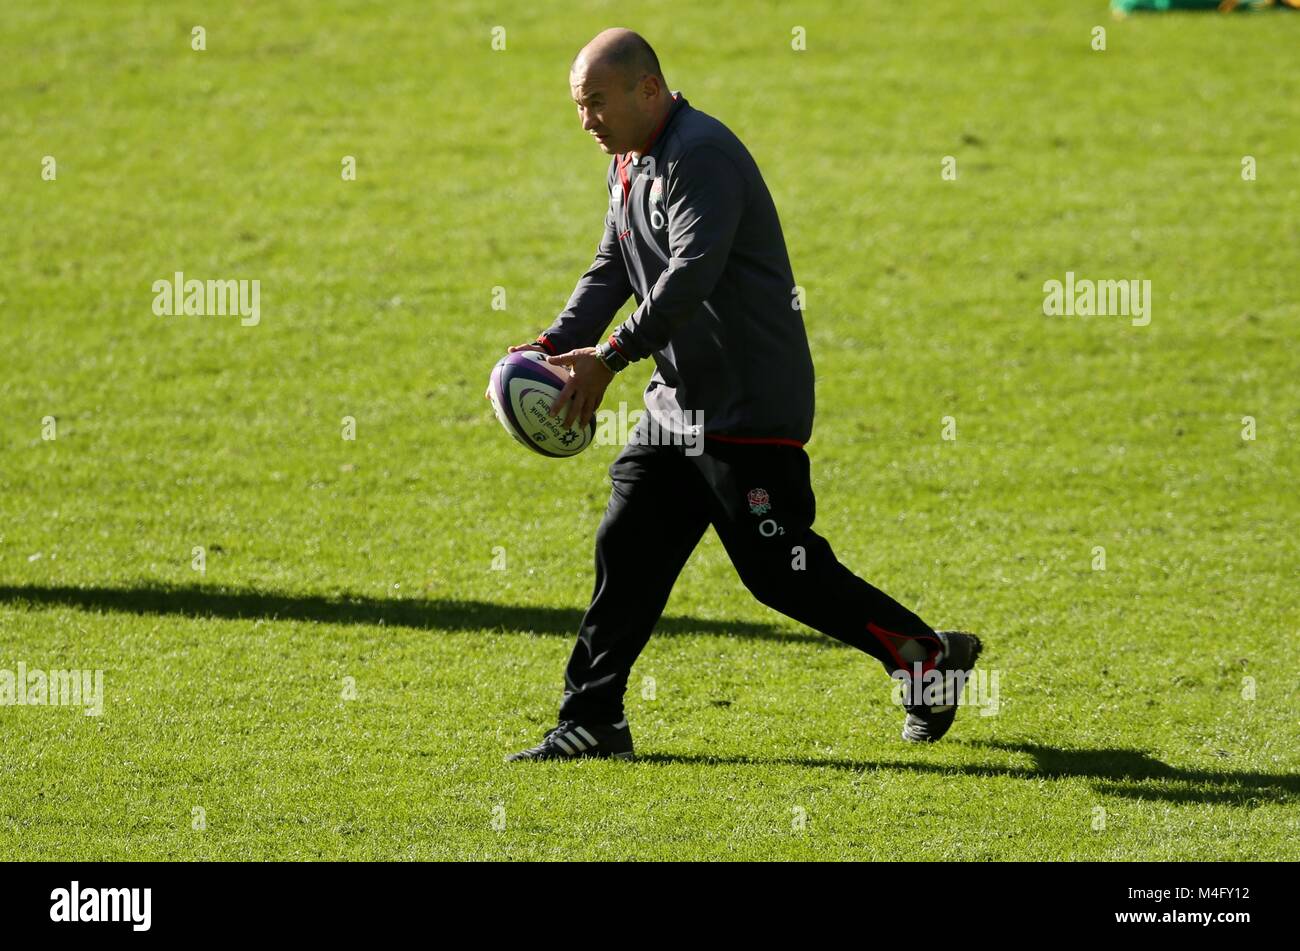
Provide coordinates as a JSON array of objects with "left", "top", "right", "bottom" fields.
[{"left": 746, "top": 489, "right": 783, "bottom": 535}]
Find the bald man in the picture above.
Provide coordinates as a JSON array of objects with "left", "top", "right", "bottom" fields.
[{"left": 504, "top": 29, "right": 983, "bottom": 761}]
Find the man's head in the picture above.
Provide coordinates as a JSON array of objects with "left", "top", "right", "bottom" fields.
[{"left": 570, "top": 28, "right": 670, "bottom": 157}]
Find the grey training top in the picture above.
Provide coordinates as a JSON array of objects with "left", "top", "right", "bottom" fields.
[{"left": 538, "top": 92, "right": 815, "bottom": 446}]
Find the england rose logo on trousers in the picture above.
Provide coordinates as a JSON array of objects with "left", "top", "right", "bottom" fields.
[{"left": 747, "top": 488, "right": 771, "bottom": 515}]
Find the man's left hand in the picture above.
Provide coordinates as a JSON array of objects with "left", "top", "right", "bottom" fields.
[{"left": 547, "top": 348, "right": 615, "bottom": 429}]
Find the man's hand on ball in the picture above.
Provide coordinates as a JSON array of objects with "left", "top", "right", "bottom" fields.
[
  {"left": 547, "top": 348, "right": 614, "bottom": 429},
  {"left": 487, "top": 342, "right": 546, "bottom": 400}
]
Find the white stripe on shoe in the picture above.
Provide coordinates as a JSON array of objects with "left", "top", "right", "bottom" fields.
[
  {"left": 565, "top": 732, "right": 588, "bottom": 752},
  {"left": 553, "top": 736, "right": 576, "bottom": 755},
  {"left": 574, "top": 726, "right": 598, "bottom": 745}
]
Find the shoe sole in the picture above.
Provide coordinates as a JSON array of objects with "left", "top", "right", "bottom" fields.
[{"left": 504, "top": 748, "right": 636, "bottom": 763}]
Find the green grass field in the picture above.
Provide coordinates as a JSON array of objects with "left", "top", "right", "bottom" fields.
[{"left": 1, "top": 0, "right": 1297, "bottom": 860}]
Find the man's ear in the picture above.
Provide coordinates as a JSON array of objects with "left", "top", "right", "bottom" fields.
[{"left": 639, "top": 74, "right": 661, "bottom": 104}]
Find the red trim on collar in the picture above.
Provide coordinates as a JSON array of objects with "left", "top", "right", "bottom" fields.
[
  {"left": 618, "top": 92, "right": 681, "bottom": 171},
  {"left": 616, "top": 92, "right": 681, "bottom": 203},
  {"left": 639, "top": 91, "right": 680, "bottom": 156}
]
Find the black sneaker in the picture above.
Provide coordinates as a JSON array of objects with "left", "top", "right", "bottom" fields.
[
  {"left": 504, "top": 718, "right": 635, "bottom": 762},
  {"left": 901, "top": 631, "right": 983, "bottom": 743}
]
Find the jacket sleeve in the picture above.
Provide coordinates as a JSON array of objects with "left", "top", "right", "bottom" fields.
[
  {"left": 607, "top": 145, "right": 745, "bottom": 362},
  {"left": 536, "top": 172, "right": 634, "bottom": 354}
]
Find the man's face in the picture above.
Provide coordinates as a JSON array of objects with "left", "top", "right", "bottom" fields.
[{"left": 570, "top": 64, "right": 649, "bottom": 155}]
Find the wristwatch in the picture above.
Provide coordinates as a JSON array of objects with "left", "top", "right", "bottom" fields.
[{"left": 595, "top": 338, "right": 629, "bottom": 374}]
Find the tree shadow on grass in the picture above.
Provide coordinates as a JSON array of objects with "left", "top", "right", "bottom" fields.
[
  {"left": 638, "top": 741, "right": 1300, "bottom": 806},
  {"left": 0, "top": 582, "right": 824, "bottom": 644}
]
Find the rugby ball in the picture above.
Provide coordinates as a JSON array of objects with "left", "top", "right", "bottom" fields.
[{"left": 487, "top": 351, "right": 596, "bottom": 458}]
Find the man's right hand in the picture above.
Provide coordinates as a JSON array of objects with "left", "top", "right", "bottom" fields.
[{"left": 486, "top": 343, "right": 547, "bottom": 400}]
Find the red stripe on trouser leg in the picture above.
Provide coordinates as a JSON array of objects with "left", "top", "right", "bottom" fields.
[{"left": 867, "top": 621, "right": 943, "bottom": 675}]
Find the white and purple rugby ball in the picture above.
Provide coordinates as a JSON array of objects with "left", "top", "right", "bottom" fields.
[{"left": 487, "top": 350, "right": 596, "bottom": 458}]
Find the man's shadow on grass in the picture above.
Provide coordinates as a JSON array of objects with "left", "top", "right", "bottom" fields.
[
  {"left": 641, "top": 741, "right": 1300, "bottom": 806},
  {"left": 0, "top": 582, "right": 820, "bottom": 644},
  {"left": 9, "top": 584, "right": 1292, "bottom": 806}
]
